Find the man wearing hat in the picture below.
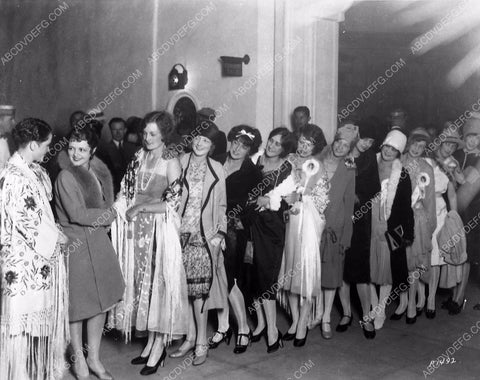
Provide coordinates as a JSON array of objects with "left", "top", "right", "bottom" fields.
[{"left": 0, "top": 105, "right": 16, "bottom": 170}]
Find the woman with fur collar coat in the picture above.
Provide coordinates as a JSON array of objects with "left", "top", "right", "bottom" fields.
[
  {"left": 369, "top": 130, "right": 414, "bottom": 330},
  {"left": 55, "top": 126, "right": 124, "bottom": 379}
]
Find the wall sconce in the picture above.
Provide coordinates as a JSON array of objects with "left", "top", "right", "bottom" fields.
[
  {"left": 219, "top": 55, "right": 250, "bottom": 77},
  {"left": 169, "top": 64, "right": 188, "bottom": 90}
]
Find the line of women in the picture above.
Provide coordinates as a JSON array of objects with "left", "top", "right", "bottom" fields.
[{"left": 1, "top": 112, "right": 478, "bottom": 380}]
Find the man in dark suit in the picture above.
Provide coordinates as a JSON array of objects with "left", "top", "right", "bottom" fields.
[{"left": 99, "top": 117, "right": 138, "bottom": 195}]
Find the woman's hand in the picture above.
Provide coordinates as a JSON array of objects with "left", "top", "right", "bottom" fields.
[
  {"left": 255, "top": 196, "right": 270, "bottom": 211},
  {"left": 126, "top": 205, "right": 140, "bottom": 222},
  {"left": 289, "top": 207, "right": 300, "bottom": 215},
  {"left": 283, "top": 192, "right": 300, "bottom": 206}
]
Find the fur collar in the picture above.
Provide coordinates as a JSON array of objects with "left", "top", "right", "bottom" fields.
[
  {"left": 66, "top": 158, "right": 114, "bottom": 208},
  {"left": 377, "top": 154, "right": 402, "bottom": 220}
]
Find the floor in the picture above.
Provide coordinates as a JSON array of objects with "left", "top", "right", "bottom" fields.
[{"left": 61, "top": 284, "right": 480, "bottom": 380}]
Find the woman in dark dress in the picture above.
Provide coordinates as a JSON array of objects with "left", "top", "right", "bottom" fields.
[
  {"left": 338, "top": 120, "right": 380, "bottom": 339},
  {"left": 209, "top": 125, "right": 263, "bottom": 354},
  {"left": 249, "top": 127, "right": 296, "bottom": 353},
  {"left": 369, "top": 130, "right": 414, "bottom": 330}
]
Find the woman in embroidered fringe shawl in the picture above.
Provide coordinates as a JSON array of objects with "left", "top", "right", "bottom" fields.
[
  {"left": 55, "top": 125, "right": 125, "bottom": 379},
  {"left": 0, "top": 118, "right": 69, "bottom": 380},
  {"left": 278, "top": 124, "right": 329, "bottom": 346},
  {"left": 108, "top": 111, "right": 187, "bottom": 375},
  {"left": 369, "top": 130, "right": 414, "bottom": 330}
]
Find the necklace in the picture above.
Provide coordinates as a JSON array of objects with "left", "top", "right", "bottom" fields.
[{"left": 139, "top": 151, "right": 162, "bottom": 191}]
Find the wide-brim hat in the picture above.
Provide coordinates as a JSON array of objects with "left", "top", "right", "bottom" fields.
[{"left": 381, "top": 130, "right": 407, "bottom": 153}]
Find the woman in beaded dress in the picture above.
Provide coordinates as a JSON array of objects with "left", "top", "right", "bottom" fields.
[{"left": 109, "top": 111, "right": 186, "bottom": 376}]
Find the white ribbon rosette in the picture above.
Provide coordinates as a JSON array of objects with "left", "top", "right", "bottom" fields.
[{"left": 300, "top": 159, "right": 320, "bottom": 194}]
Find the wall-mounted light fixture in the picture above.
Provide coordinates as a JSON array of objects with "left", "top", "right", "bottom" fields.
[
  {"left": 219, "top": 55, "right": 250, "bottom": 77},
  {"left": 169, "top": 64, "right": 188, "bottom": 90}
]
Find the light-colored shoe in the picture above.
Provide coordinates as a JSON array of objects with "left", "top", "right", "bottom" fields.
[
  {"left": 374, "top": 315, "right": 385, "bottom": 330},
  {"left": 193, "top": 344, "right": 209, "bottom": 366},
  {"left": 307, "top": 319, "right": 322, "bottom": 330},
  {"left": 321, "top": 322, "right": 332, "bottom": 339},
  {"left": 169, "top": 340, "right": 195, "bottom": 358}
]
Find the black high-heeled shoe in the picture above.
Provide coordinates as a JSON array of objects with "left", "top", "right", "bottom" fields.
[
  {"left": 390, "top": 310, "right": 406, "bottom": 320},
  {"left": 416, "top": 306, "right": 424, "bottom": 317},
  {"left": 251, "top": 327, "right": 266, "bottom": 343},
  {"left": 140, "top": 349, "right": 166, "bottom": 376},
  {"left": 267, "top": 330, "right": 283, "bottom": 353},
  {"left": 233, "top": 330, "right": 252, "bottom": 354},
  {"left": 448, "top": 300, "right": 466, "bottom": 315},
  {"left": 406, "top": 315, "right": 417, "bottom": 324},
  {"left": 283, "top": 331, "right": 296, "bottom": 341},
  {"left": 293, "top": 329, "right": 309, "bottom": 347},
  {"left": 131, "top": 355, "right": 149, "bottom": 365},
  {"left": 425, "top": 309, "right": 436, "bottom": 319},
  {"left": 209, "top": 327, "right": 233, "bottom": 349},
  {"left": 336, "top": 315, "right": 352, "bottom": 332},
  {"left": 361, "top": 320, "right": 376, "bottom": 340}
]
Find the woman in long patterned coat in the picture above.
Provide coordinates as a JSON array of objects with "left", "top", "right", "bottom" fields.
[{"left": 0, "top": 118, "right": 69, "bottom": 380}]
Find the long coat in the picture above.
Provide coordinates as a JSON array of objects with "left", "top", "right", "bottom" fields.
[
  {"left": 179, "top": 153, "right": 228, "bottom": 310},
  {"left": 344, "top": 149, "right": 381, "bottom": 284},
  {"left": 55, "top": 158, "right": 125, "bottom": 321},
  {"left": 319, "top": 147, "right": 356, "bottom": 289},
  {"left": 216, "top": 154, "right": 262, "bottom": 291}
]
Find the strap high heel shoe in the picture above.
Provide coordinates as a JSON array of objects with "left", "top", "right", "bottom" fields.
[
  {"left": 209, "top": 327, "right": 233, "bottom": 349},
  {"left": 233, "top": 330, "right": 252, "bottom": 354},
  {"left": 361, "top": 320, "right": 376, "bottom": 340},
  {"left": 266, "top": 330, "right": 284, "bottom": 353},
  {"left": 140, "top": 349, "right": 166, "bottom": 376},
  {"left": 169, "top": 340, "right": 195, "bottom": 358}
]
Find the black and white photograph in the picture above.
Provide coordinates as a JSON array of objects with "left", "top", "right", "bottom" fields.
[{"left": 1, "top": 0, "right": 480, "bottom": 379}]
